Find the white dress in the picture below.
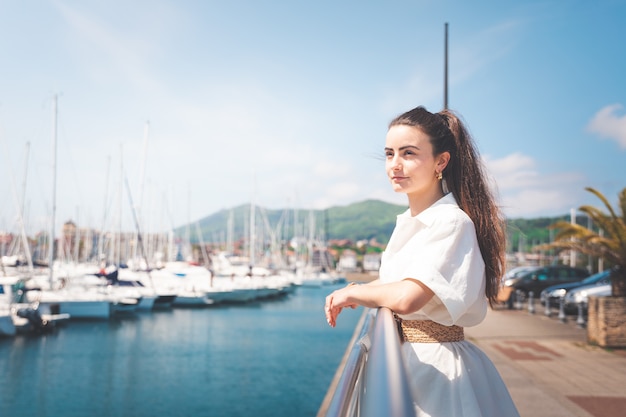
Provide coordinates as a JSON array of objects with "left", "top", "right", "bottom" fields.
[{"left": 379, "top": 194, "right": 519, "bottom": 417}]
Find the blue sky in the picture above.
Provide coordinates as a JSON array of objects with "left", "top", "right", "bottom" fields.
[{"left": 0, "top": 0, "right": 624, "bottom": 235}]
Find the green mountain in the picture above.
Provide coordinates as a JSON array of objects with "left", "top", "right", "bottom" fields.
[
  {"left": 180, "top": 199, "right": 574, "bottom": 249},
  {"left": 181, "top": 199, "right": 407, "bottom": 245},
  {"left": 506, "top": 215, "right": 573, "bottom": 253}
]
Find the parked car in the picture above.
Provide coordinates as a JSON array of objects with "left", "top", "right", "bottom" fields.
[
  {"left": 564, "top": 281, "right": 612, "bottom": 313},
  {"left": 497, "top": 266, "right": 540, "bottom": 304},
  {"left": 502, "top": 266, "right": 539, "bottom": 281},
  {"left": 540, "top": 269, "right": 613, "bottom": 308},
  {"left": 502, "top": 265, "right": 589, "bottom": 303}
]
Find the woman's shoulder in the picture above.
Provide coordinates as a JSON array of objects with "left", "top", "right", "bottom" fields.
[{"left": 423, "top": 194, "right": 473, "bottom": 225}]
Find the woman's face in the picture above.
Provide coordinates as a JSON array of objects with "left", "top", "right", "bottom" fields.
[{"left": 385, "top": 124, "right": 444, "bottom": 199}]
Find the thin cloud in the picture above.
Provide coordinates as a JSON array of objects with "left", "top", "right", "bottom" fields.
[
  {"left": 484, "top": 153, "right": 587, "bottom": 217},
  {"left": 501, "top": 188, "right": 575, "bottom": 218},
  {"left": 313, "top": 160, "right": 351, "bottom": 178},
  {"left": 452, "top": 18, "right": 525, "bottom": 85},
  {"left": 485, "top": 152, "right": 538, "bottom": 189},
  {"left": 54, "top": 1, "right": 164, "bottom": 92},
  {"left": 587, "top": 104, "right": 626, "bottom": 149},
  {"left": 312, "top": 182, "right": 361, "bottom": 210},
  {"left": 382, "top": 17, "right": 526, "bottom": 114}
]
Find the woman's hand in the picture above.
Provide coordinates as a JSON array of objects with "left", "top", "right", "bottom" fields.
[
  {"left": 324, "top": 278, "right": 435, "bottom": 327},
  {"left": 324, "top": 284, "right": 358, "bottom": 328}
]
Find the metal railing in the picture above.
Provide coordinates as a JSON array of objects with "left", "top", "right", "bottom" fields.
[
  {"left": 318, "top": 307, "right": 416, "bottom": 417},
  {"left": 509, "top": 289, "right": 588, "bottom": 327}
]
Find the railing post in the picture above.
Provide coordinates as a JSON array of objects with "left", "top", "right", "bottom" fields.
[
  {"left": 514, "top": 290, "right": 523, "bottom": 310},
  {"left": 544, "top": 294, "right": 552, "bottom": 317},
  {"left": 528, "top": 291, "right": 535, "bottom": 314},
  {"left": 558, "top": 296, "right": 567, "bottom": 323},
  {"left": 576, "top": 301, "right": 586, "bottom": 328}
]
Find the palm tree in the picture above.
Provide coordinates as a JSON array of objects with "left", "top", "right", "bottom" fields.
[{"left": 540, "top": 187, "right": 626, "bottom": 297}]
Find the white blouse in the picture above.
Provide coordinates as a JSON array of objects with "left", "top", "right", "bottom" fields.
[
  {"left": 378, "top": 193, "right": 520, "bottom": 416},
  {"left": 379, "top": 193, "right": 487, "bottom": 327}
]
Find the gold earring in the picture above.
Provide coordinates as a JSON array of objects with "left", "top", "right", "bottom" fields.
[{"left": 436, "top": 172, "right": 443, "bottom": 180}]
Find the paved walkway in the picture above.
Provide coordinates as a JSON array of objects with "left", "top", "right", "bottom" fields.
[{"left": 466, "top": 306, "right": 626, "bottom": 417}]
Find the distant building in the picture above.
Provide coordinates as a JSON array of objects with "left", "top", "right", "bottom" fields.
[
  {"left": 0, "top": 232, "right": 14, "bottom": 255},
  {"left": 312, "top": 249, "right": 335, "bottom": 269},
  {"left": 338, "top": 249, "right": 358, "bottom": 272},
  {"left": 367, "top": 238, "right": 386, "bottom": 251},
  {"left": 59, "top": 220, "right": 77, "bottom": 260},
  {"left": 363, "top": 253, "right": 382, "bottom": 272},
  {"left": 329, "top": 239, "right": 353, "bottom": 248}
]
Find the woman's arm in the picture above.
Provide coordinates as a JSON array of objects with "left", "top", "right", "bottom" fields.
[{"left": 324, "top": 279, "right": 434, "bottom": 327}]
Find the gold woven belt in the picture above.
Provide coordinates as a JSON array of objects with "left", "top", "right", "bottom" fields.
[{"left": 394, "top": 314, "right": 464, "bottom": 343}]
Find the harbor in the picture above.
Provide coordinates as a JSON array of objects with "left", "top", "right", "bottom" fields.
[
  {"left": 0, "top": 249, "right": 350, "bottom": 336},
  {"left": 0, "top": 280, "right": 362, "bottom": 417},
  {"left": 4, "top": 255, "right": 626, "bottom": 417}
]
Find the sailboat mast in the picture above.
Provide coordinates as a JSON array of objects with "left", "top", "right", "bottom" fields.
[
  {"left": 133, "top": 121, "right": 150, "bottom": 264},
  {"left": 186, "top": 183, "right": 191, "bottom": 261},
  {"left": 443, "top": 22, "right": 449, "bottom": 110},
  {"left": 117, "top": 144, "right": 123, "bottom": 267},
  {"left": 5, "top": 142, "right": 34, "bottom": 273},
  {"left": 19, "top": 142, "right": 34, "bottom": 272},
  {"left": 74, "top": 207, "right": 80, "bottom": 263},
  {"left": 48, "top": 94, "right": 58, "bottom": 287},
  {"left": 249, "top": 175, "right": 257, "bottom": 267},
  {"left": 227, "top": 209, "right": 234, "bottom": 253},
  {"left": 20, "top": 142, "right": 30, "bottom": 221},
  {"left": 249, "top": 200, "right": 256, "bottom": 267},
  {"left": 98, "top": 155, "right": 111, "bottom": 264}
]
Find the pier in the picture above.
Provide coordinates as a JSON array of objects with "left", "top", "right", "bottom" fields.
[{"left": 319, "top": 290, "right": 626, "bottom": 417}]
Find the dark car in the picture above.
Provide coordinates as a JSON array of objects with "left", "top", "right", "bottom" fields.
[
  {"left": 539, "top": 269, "right": 612, "bottom": 309},
  {"left": 502, "top": 265, "right": 539, "bottom": 281},
  {"left": 502, "top": 265, "right": 589, "bottom": 302}
]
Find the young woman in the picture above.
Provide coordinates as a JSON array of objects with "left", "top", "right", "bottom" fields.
[{"left": 324, "top": 106, "right": 519, "bottom": 416}]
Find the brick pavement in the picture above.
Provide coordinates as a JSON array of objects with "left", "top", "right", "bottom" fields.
[{"left": 466, "top": 306, "right": 626, "bottom": 417}]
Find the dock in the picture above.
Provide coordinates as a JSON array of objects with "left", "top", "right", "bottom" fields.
[{"left": 318, "top": 281, "right": 626, "bottom": 417}]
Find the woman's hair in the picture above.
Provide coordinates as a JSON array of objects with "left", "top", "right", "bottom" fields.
[{"left": 389, "top": 106, "right": 506, "bottom": 307}]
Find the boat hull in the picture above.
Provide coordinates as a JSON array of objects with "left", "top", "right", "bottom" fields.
[{"left": 56, "top": 301, "right": 111, "bottom": 319}]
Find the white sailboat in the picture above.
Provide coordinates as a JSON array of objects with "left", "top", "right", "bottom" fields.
[
  {"left": 0, "top": 278, "right": 17, "bottom": 336},
  {"left": 30, "top": 95, "right": 115, "bottom": 320},
  {"left": 1, "top": 276, "right": 70, "bottom": 334}
]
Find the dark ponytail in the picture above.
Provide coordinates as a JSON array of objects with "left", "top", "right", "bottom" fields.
[{"left": 389, "top": 106, "right": 506, "bottom": 306}]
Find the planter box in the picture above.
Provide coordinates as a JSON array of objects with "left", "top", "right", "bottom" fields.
[{"left": 587, "top": 296, "right": 626, "bottom": 348}]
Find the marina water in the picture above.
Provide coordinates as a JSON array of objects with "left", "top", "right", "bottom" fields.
[{"left": 0, "top": 284, "right": 362, "bottom": 417}]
